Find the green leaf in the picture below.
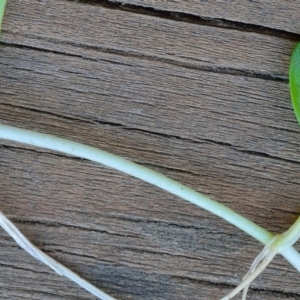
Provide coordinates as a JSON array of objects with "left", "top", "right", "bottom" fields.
[
  {"left": 290, "top": 42, "right": 300, "bottom": 125},
  {"left": 0, "top": 0, "right": 6, "bottom": 33}
]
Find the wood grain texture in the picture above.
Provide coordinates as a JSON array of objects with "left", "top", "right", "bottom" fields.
[
  {"left": 1, "top": 45, "right": 300, "bottom": 163},
  {"left": 1, "top": 114, "right": 300, "bottom": 299},
  {"left": 2, "top": 0, "right": 296, "bottom": 76},
  {"left": 1, "top": 0, "right": 300, "bottom": 299},
  {"left": 109, "top": 0, "right": 300, "bottom": 34}
]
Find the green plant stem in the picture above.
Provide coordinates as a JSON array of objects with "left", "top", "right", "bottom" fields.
[
  {"left": 274, "top": 216, "right": 300, "bottom": 253},
  {"left": 1, "top": 123, "right": 300, "bottom": 272},
  {"left": 0, "top": 0, "right": 6, "bottom": 32}
]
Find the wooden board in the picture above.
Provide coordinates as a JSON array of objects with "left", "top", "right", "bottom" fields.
[
  {"left": 2, "top": 0, "right": 296, "bottom": 76},
  {"left": 0, "top": 0, "right": 300, "bottom": 299},
  {"left": 109, "top": 0, "right": 300, "bottom": 34}
]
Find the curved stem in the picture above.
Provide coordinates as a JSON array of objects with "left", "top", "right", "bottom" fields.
[
  {"left": 1, "top": 124, "right": 300, "bottom": 272},
  {"left": 0, "top": 124, "right": 270, "bottom": 241}
]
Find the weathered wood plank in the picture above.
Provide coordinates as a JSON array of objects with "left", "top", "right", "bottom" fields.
[
  {"left": 1, "top": 105, "right": 300, "bottom": 233},
  {"left": 1, "top": 45, "right": 299, "bottom": 164},
  {"left": 109, "top": 0, "right": 300, "bottom": 34},
  {"left": 0, "top": 105, "right": 300, "bottom": 298},
  {"left": 0, "top": 224, "right": 298, "bottom": 300},
  {"left": 2, "top": 0, "right": 296, "bottom": 76},
  {"left": 0, "top": 141, "right": 299, "bottom": 299},
  {"left": 1, "top": 0, "right": 300, "bottom": 299}
]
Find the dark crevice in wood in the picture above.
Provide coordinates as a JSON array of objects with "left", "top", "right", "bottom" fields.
[
  {"left": 2, "top": 102, "right": 300, "bottom": 168},
  {"left": 4, "top": 130, "right": 300, "bottom": 182},
  {"left": 201, "top": 137, "right": 300, "bottom": 165},
  {"left": 11, "top": 218, "right": 140, "bottom": 239},
  {"left": 3, "top": 284, "right": 90, "bottom": 299},
  {"left": 43, "top": 248, "right": 115, "bottom": 263},
  {"left": 0, "top": 103, "right": 100, "bottom": 127},
  {"left": 251, "top": 122, "right": 300, "bottom": 135},
  {"left": 0, "top": 143, "right": 202, "bottom": 181},
  {"left": 0, "top": 261, "right": 53, "bottom": 275},
  {"left": 0, "top": 144, "right": 85, "bottom": 162},
  {"left": 2, "top": 287, "right": 70, "bottom": 299},
  {"left": 107, "top": 214, "right": 239, "bottom": 236},
  {"left": 26, "top": 244, "right": 300, "bottom": 299},
  {"left": 45, "top": 248, "right": 225, "bottom": 278},
  {"left": 47, "top": 246, "right": 204, "bottom": 263},
  {"left": 124, "top": 128, "right": 300, "bottom": 166},
  {"left": 66, "top": 0, "right": 300, "bottom": 40},
  {"left": 10, "top": 244, "right": 292, "bottom": 299},
  {"left": 236, "top": 147, "right": 300, "bottom": 166},
  {"left": 0, "top": 39, "right": 288, "bottom": 82},
  {"left": 170, "top": 274, "right": 300, "bottom": 298}
]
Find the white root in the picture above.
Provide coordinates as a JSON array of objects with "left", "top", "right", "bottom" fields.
[
  {"left": 0, "top": 211, "right": 117, "bottom": 300},
  {"left": 221, "top": 236, "right": 278, "bottom": 300},
  {"left": 221, "top": 248, "right": 277, "bottom": 300}
]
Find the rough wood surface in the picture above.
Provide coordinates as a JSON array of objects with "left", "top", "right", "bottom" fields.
[
  {"left": 0, "top": 0, "right": 300, "bottom": 299},
  {"left": 2, "top": 0, "right": 296, "bottom": 76},
  {"left": 109, "top": 0, "right": 300, "bottom": 34}
]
